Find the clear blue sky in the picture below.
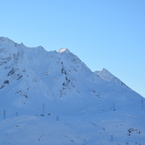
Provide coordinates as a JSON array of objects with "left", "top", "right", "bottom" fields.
[{"left": 1, "top": 0, "right": 145, "bottom": 97}]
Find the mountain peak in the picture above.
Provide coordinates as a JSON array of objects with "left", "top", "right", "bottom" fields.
[
  {"left": 58, "top": 48, "right": 69, "bottom": 53},
  {"left": 96, "top": 68, "right": 127, "bottom": 88}
]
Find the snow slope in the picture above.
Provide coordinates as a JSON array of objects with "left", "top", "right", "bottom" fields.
[{"left": 0, "top": 37, "right": 145, "bottom": 145}]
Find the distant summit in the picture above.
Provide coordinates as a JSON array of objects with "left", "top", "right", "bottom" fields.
[
  {"left": 95, "top": 68, "right": 127, "bottom": 88},
  {"left": 58, "top": 48, "right": 68, "bottom": 53}
]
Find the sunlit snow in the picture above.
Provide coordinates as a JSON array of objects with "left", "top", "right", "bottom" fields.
[{"left": 58, "top": 48, "right": 68, "bottom": 53}]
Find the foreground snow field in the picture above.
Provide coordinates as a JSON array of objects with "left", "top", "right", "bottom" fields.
[{"left": 0, "top": 37, "right": 145, "bottom": 145}]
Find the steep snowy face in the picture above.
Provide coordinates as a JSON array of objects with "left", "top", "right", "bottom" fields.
[
  {"left": 0, "top": 37, "right": 47, "bottom": 81},
  {"left": 0, "top": 37, "right": 18, "bottom": 62},
  {"left": 0, "top": 37, "right": 22, "bottom": 86}
]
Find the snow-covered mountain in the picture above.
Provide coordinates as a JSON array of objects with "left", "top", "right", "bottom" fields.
[{"left": 0, "top": 37, "right": 145, "bottom": 145}]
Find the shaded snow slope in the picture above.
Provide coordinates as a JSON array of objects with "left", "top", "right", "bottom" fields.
[{"left": 0, "top": 37, "right": 145, "bottom": 145}]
